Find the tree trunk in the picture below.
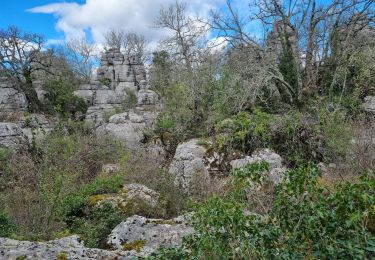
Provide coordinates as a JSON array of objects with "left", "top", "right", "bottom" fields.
[
  {"left": 22, "top": 72, "right": 42, "bottom": 113},
  {"left": 305, "top": 0, "right": 317, "bottom": 95}
]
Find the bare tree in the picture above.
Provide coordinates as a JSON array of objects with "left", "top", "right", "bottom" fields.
[
  {"left": 65, "top": 37, "right": 97, "bottom": 82},
  {"left": 104, "top": 28, "right": 125, "bottom": 50},
  {"left": 123, "top": 32, "right": 148, "bottom": 61},
  {"left": 155, "top": 1, "right": 207, "bottom": 71},
  {"left": 0, "top": 26, "right": 54, "bottom": 112}
]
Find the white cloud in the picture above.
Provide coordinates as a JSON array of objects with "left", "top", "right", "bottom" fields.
[{"left": 28, "top": 0, "right": 225, "bottom": 47}]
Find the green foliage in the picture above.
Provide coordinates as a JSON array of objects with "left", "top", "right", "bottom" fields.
[
  {"left": 319, "top": 108, "right": 352, "bottom": 161},
  {"left": 99, "top": 77, "right": 111, "bottom": 87},
  {"left": 0, "top": 121, "right": 126, "bottom": 240},
  {"left": 57, "top": 174, "right": 124, "bottom": 225},
  {"left": 154, "top": 163, "right": 375, "bottom": 259},
  {"left": 43, "top": 79, "right": 88, "bottom": 117},
  {"left": 70, "top": 203, "right": 124, "bottom": 248},
  {"left": 0, "top": 211, "right": 17, "bottom": 237},
  {"left": 123, "top": 89, "right": 138, "bottom": 110},
  {"left": 214, "top": 109, "right": 274, "bottom": 153}
]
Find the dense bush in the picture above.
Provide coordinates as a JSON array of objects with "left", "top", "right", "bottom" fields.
[
  {"left": 0, "top": 121, "right": 126, "bottom": 240},
  {"left": 211, "top": 106, "right": 352, "bottom": 167},
  {"left": 0, "top": 211, "right": 17, "bottom": 237},
  {"left": 152, "top": 163, "right": 375, "bottom": 259},
  {"left": 43, "top": 79, "right": 88, "bottom": 117}
]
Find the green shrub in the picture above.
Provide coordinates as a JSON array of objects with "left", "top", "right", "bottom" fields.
[
  {"left": 153, "top": 163, "right": 375, "bottom": 259},
  {"left": 0, "top": 211, "right": 17, "bottom": 237},
  {"left": 43, "top": 79, "right": 88, "bottom": 117},
  {"left": 123, "top": 89, "right": 138, "bottom": 110},
  {"left": 0, "top": 121, "right": 126, "bottom": 240},
  {"left": 57, "top": 174, "right": 124, "bottom": 225},
  {"left": 70, "top": 203, "right": 124, "bottom": 248},
  {"left": 99, "top": 77, "right": 111, "bottom": 87}
]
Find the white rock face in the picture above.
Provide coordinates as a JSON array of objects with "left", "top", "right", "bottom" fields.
[
  {"left": 137, "top": 89, "right": 159, "bottom": 107},
  {"left": 0, "top": 77, "right": 27, "bottom": 114},
  {"left": 169, "top": 139, "right": 210, "bottom": 195},
  {"left": 362, "top": 96, "right": 375, "bottom": 113},
  {"left": 0, "top": 235, "right": 135, "bottom": 259},
  {"left": 230, "top": 149, "right": 286, "bottom": 185},
  {"left": 74, "top": 48, "right": 149, "bottom": 126},
  {"left": 108, "top": 215, "right": 194, "bottom": 256},
  {"left": 96, "top": 111, "right": 146, "bottom": 149},
  {"left": 0, "top": 123, "right": 26, "bottom": 149}
]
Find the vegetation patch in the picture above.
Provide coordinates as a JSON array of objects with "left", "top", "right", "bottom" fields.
[{"left": 122, "top": 240, "right": 146, "bottom": 252}]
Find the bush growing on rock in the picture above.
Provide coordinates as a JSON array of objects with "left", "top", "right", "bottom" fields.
[{"left": 153, "top": 163, "right": 375, "bottom": 259}]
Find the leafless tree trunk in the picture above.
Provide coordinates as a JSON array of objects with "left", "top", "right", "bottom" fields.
[{"left": 65, "top": 37, "right": 97, "bottom": 82}]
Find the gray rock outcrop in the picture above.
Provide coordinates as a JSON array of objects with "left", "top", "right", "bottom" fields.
[
  {"left": 74, "top": 48, "right": 149, "bottom": 125},
  {"left": 362, "top": 96, "right": 375, "bottom": 113},
  {"left": 0, "top": 235, "right": 134, "bottom": 259},
  {"left": 169, "top": 139, "right": 210, "bottom": 195},
  {"left": 108, "top": 215, "right": 194, "bottom": 256},
  {"left": 91, "top": 183, "right": 160, "bottom": 210},
  {"left": 0, "top": 123, "right": 26, "bottom": 149},
  {"left": 0, "top": 77, "right": 27, "bottom": 115},
  {"left": 96, "top": 111, "right": 147, "bottom": 149},
  {"left": 230, "top": 148, "right": 287, "bottom": 185}
]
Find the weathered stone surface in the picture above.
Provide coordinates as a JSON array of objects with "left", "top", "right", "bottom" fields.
[
  {"left": 0, "top": 123, "right": 26, "bottom": 149},
  {"left": 102, "top": 164, "right": 121, "bottom": 174},
  {"left": 0, "top": 77, "right": 27, "bottom": 114},
  {"left": 0, "top": 235, "right": 134, "bottom": 259},
  {"left": 75, "top": 48, "right": 149, "bottom": 125},
  {"left": 362, "top": 96, "right": 375, "bottom": 113},
  {"left": 92, "top": 183, "right": 160, "bottom": 210},
  {"left": 137, "top": 89, "right": 158, "bottom": 107},
  {"left": 96, "top": 111, "right": 146, "bottom": 149},
  {"left": 85, "top": 104, "right": 123, "bottom": 125},
  {"left": 109, "top": 111, "right": 145, "bottom": 124},
  {"left": 74, "top": 89, "right": 94, "bottom": 104},
  {"left": 19, "top": 114, "right": 56, "bottom": 145},
  {"left": 108, "top": 215, "right": 194, "bottom": 256},
  {"left": 230, "top": 149, "right": 286, "bottom": 185},
  {"left": 169, "top": 139, "right": 210, "bottom": 195}
]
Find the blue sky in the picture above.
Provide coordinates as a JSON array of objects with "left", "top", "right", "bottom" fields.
[
  {"left": 0, "top": 1, "right": 85, "bottom": 41},
  {"left": 0, "top": 0, "right": 226, "bottom": 46}
]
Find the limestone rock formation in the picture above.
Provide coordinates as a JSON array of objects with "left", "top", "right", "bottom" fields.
[
  {"left": 96, "top": 111, "right": 147, "bottom": 149},
  {"left": 362, "top": 96, "right": 375, "bottom": 113},
  {"left": 74, "top": 48, "right": 149, "bottom": 125},
  {"left": 108, "top": 215, "right": 194, "bottom": 256},
  {"left": 0, "top": 235, "right": 134, "bottom": 259},
  {"left": 169, "top": 139, "right": 210, "bottom": 195},
  {"left": 230, "top": 148, "right": 287, "bottom": 185},
  {"left": 91, "top": 183, "right": 160, "bottom": 210},
  {"left": 19, "top": 114, "right": 55, "bottom": 145},
  {"left": 0, "top": 77, "right": 27, "bottom": 115},
  {"left": 0, "top": 123, "right": 26, "bottom": 149}
]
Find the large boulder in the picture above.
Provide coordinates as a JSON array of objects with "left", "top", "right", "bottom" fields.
[
  {"left": 362, "top": 96, "right": 375, "bottom": 113},
  {"left": 90, "top": 183, "right": 160, "bottom": 211},
  {"left": 96, "top": 111, "right": 146, "bottom": 149},
  {"left": 169, "top": 139, "right": 210, "bottom": 195},
  {"left": 137, "top": 89, "right": 159, "bottom": 107},
  {"left": 0, "top": 123, "right": 26, "bottom": 149},
  {"left": 0, "top": 235, "right": 133, "bottom": 259},
  {"left": 230, "top": 148, "right": 286, "bottom": 185},
  {"left": 0, "top": 77, "right": 27, "bottom": 115},
  {"left": 107, "top": 215, "right": 194, "bottom": 256}
]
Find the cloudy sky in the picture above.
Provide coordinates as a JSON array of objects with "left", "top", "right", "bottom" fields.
[{"left": 1, "top": 0, "right": 231, "bottom": 47}]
